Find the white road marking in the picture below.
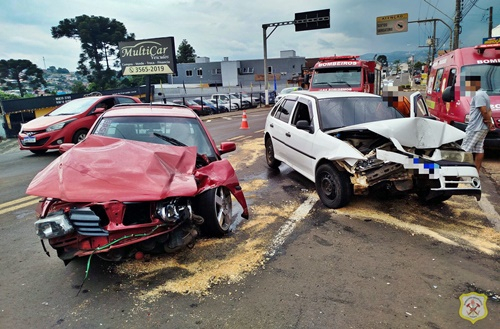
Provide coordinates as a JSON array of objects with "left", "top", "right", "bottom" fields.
[
  {"left": 477, "top": 195, "right": 500, "bottom": 231},
  {"left": 266, "top": 194, "right": 319, "bottom": 258}
]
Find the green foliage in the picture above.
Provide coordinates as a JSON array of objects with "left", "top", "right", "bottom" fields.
[
  {"left": 46, "top": 66, "right": 70, "bottom": 74},
  {"left": 176, "top": 39, "right": 196, "bottom": 63},
  {"left": 0, "top": 90, "right": 21, "bottom": 100},
  {"left": 393, "top": 60, "right": 401, "bottom": 74},
  {"left": 0, "top": 59, "right": 47, "bottom": 97},
  {"left": 51, "top": 15, "right": 135, "bottom": 90},
  {"left": 376, "top": 55, "right": 388, "bottom": 67},
  {"left": 414, "top": 61, "right": 425, "bottom": 71},
  {"left": 71, "top": 81, "right": 88, "bottom": 93}
]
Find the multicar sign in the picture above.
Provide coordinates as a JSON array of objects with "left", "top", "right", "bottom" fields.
[{"left": 119, "top": 37, "right": 177, "bottom": 76}]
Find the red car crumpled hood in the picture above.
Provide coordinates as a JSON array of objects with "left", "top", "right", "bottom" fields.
[{"left": 26, "top": 135, "right": 248, "bottom": 216}]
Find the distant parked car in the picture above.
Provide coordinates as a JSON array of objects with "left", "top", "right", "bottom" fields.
[
  {"left": 18, "top": 94, "right": 141, "bottom": 154},
  {"left": 259, "top": 91, "right": 276, "bottom": 104},
  {"left": 211, "top": 93, "right": 245, "bottom": 110},
  {"left": 229, "top": 92, "right": 258, "bottom": 107},
  {"left": 275, "top": 86, "right": 303, "bottom": 102},
  {"left": 207, "top": 99, "right": 233, "bottom": 112},
  {"left": 192, "top": 98, "right": 221, "bottom": 114},
  {"left": 173, "top": 99, "right": 211, "bottom": 116}
]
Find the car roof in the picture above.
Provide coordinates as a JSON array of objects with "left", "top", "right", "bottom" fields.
[
  {"left": 290, "top": 90, "right": 381, "bottom": 100},
  {"left": 102, "top": 103, "right": 198, "bottom": 118}
]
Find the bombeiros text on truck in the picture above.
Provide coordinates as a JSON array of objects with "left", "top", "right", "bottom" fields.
[
  {"left": 308, "top": 55, "right": 382, "bottom": 94},
  {"left": 426, "top": 42, "right": 500, "bottom": 149}
]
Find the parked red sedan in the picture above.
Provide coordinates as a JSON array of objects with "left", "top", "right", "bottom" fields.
[{"left": 18, "top": 94, "right": 141, "bottom": 154}]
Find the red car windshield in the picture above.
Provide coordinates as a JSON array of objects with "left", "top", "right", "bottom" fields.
[
  {"left": 48, "top": 98, "right": 98, "bottom": 116},
  {"left": 311, "top": 67, "right": 362, "bottom": 89},
  {"left": 92, "top": 116, "right": 217, "bottom": 159}
]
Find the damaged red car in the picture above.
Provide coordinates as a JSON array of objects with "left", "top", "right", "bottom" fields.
[{"left": 27, "top": 103, "right": 249, "bottom": 264}]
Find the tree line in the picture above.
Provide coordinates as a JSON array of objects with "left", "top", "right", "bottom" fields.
[{"left": 0, "top": 15, "right": 197, "bottom": 100}]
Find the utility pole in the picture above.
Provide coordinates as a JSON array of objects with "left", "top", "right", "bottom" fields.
[
  {"left": 489, "top": 7, "right": 493, "bottom": 37},
  {"left": 453, "top": 0, "right": 462, "bottom": 49}
]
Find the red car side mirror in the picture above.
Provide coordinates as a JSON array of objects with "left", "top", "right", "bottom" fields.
[
  {"left": 219, "top": 142, "right": 236, "bottom": 154},
  {"left": 59, "top": 143, "right": 75, "bottom": 154}
]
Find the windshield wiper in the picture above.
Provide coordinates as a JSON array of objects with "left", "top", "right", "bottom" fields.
[
  {"left": 153, "top": 133, "right": 210, "bottom": 167},
  {"left": 153, "top": 132, "right": 186, "bottom": 146},
  {"left": 314, "top": 82, "right": 335, "bottom": 87},
  {"left": 332, "top": 81, "right": 352, "bottom": 87}
]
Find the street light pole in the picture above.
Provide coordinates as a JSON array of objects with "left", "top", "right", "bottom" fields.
[
  {"left": 262, "top": 21, "right": 294, "bottom": 105},
  {"left": 409, "top": 18, "right": 453, "bottom": 53}
]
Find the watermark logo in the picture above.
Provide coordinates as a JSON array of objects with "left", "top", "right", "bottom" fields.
[{"left": 459, "top": 292, "right": 488, "bottom": 324}]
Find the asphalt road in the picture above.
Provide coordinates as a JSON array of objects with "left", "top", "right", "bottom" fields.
[{"left": 0, "top": 107, "right": 499, "bottom": 328}]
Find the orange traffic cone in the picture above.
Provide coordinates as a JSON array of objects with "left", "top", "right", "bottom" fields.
[{"left": 240, "top": 110, "right": 249, "bottom": 129}]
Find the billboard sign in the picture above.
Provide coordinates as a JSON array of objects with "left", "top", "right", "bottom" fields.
[
  {"left": 376, "top": 13, "right": 408, "bottom": 35},
  {"left": 119, "top": 37, "right": 177, "bottom": 76}
]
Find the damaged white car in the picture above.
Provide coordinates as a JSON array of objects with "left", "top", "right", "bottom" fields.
[{"left": 264, "top": 90, "right": 481, "bottom": 208}]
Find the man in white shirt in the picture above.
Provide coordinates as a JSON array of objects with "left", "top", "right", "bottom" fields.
[{"left": 461, "top": 75, "right": 494, "bottom": 171}]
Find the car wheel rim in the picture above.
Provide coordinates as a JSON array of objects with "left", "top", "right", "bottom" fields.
[
  {"left": 266, "top": 142, "right": 274, "bottom": 162},
  {"left": 215, "top": 187, "right": 232, "bottom": 230},
  {"left": 77, "top": 133, "right": 86, "bottom": 142},
  {"left": 320, "top": 172, "right": 336, "bottom": 198}
]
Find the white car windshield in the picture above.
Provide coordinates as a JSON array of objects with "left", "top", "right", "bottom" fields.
[
  {"left": 319, "top": 97, "right": 404, "bottom": 130},
  {"left": 48, "top": 98, "right": 98, "bottom": 116}
]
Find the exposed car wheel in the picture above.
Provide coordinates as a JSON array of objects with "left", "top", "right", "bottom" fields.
[
  {"left": 265, "top": 137, "right": 281, "bottom": 169},
  {"left": 195, "top": 186, "right": 232, "bottom": 237},
  {"left": 72, "top": 129, "right": 88, "bottom": 144},
  {"left": 30, "top": 150, "right": 47, "bottom": 155},
  {"left": 315, "top": 164, "right": 352, "bottom": 209}
]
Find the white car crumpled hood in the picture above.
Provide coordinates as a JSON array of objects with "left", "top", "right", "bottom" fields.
[{"left": 328, "top": 117, "right": 465, "bottom": 149}]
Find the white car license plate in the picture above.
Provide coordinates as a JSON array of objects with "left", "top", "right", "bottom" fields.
[{"left": 23, "top": 136, "right": 36, "bottom": 143}]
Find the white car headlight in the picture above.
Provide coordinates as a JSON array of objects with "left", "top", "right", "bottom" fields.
[
  {"left": 46, "top": 119, "right": 76, "bottom": 132},
  {"left": 35, "top": 211, "right": 74, "bottom": 239},
  {"left": 438, "top": 150, "right": 474, "bottom": 164}
]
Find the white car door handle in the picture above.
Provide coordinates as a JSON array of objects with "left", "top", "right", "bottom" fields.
[{"left": 285, "top": 132, "right": 291, "bottom": 137}]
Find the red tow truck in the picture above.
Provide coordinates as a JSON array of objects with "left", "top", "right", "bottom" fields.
[{"left": 309, "top": 55, "right": 382, "bottom": 94}]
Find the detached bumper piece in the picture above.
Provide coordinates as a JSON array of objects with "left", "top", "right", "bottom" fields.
[{"left": 376, "top": 149, "right": 481, "bottom": 200}]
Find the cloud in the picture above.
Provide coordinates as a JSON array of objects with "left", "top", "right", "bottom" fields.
[{"left": 0, "top": 0, "right": 496, "bottom": 71}]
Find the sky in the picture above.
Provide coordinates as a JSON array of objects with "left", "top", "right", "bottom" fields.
[{"left": 0, "top": 0, "right": 498, "bottom": 71}]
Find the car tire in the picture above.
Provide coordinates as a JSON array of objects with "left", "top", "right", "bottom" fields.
[
  {"left": 195, "top": 186, "right": 232, "bottom": 237},
  {"left": 265, "top": 137, "right": 281, "bottom": 169},
  {"left": 315, "top": 163, "right": 352, "bottom": 209},
  {"left": 72, "top": 129, "right": 88, "bottom": 144}
]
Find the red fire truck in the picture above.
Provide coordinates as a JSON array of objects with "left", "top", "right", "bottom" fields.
[
  {"left": 426, "top": 43, "right": 500, "bottom": 149},
  {"left": 309, "top": 55, "right": 382, "bottom": 94}
]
